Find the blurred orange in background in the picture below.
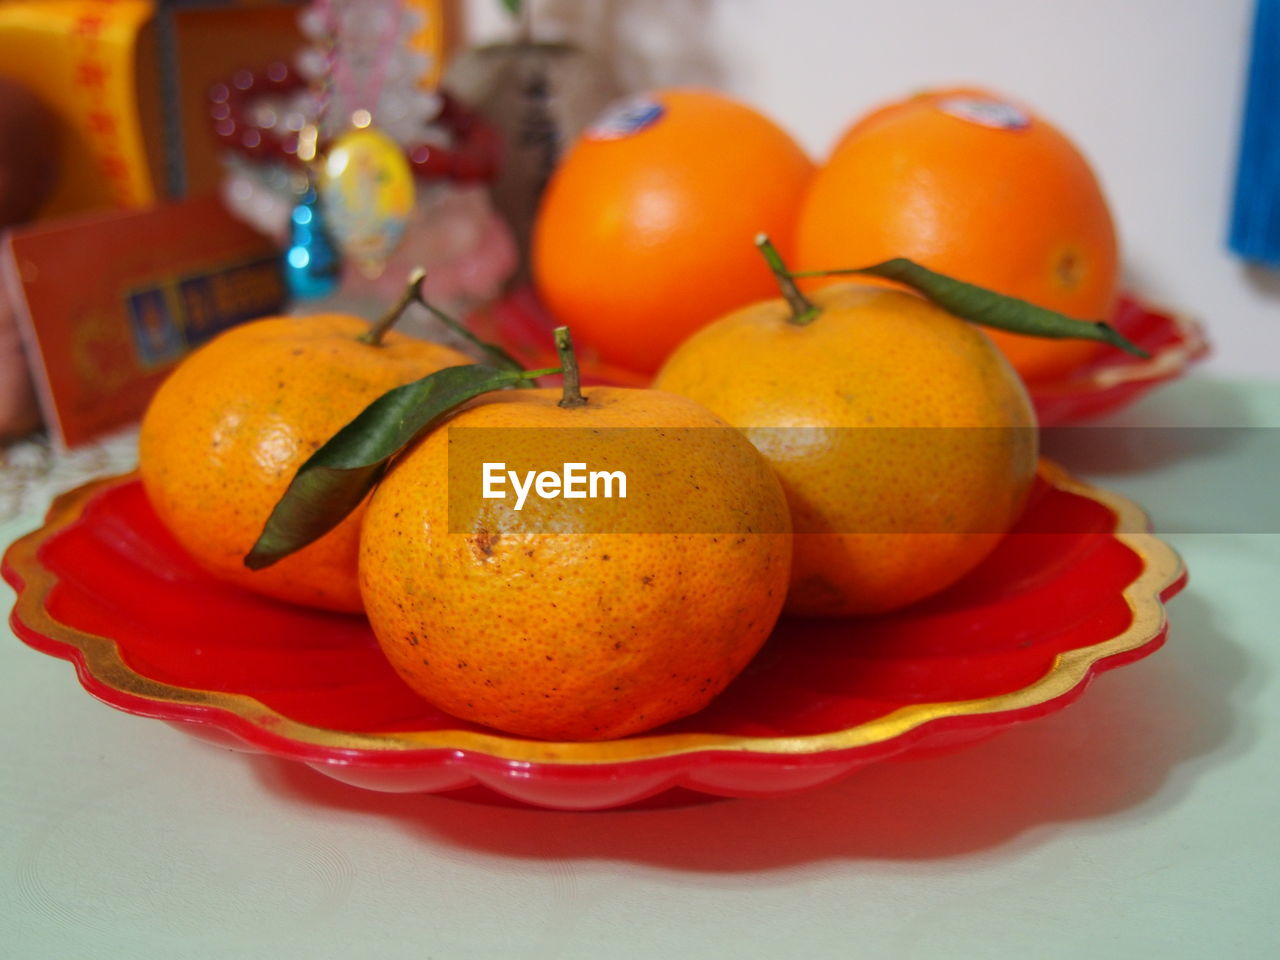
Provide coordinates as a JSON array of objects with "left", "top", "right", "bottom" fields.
[
  {"left": 796, "top": 87, "right": 1119, "bottom": 383},
  {"left": 533, "top": 88, "right": 815, "bottom": 375}
]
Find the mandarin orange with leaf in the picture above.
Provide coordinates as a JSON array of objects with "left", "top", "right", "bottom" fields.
[
  {"left": 656, "top": 247, "right": 1039, "bottom": 617},
  {"left": 358, "top": 336, "right": 792, "bottom": 740},
  {"left": 140, "top": 313, "right": 469, "bottom": 612}
]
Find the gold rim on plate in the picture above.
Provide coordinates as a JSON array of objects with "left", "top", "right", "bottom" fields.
[{"left": 6, "top": 461, "right": 1185, "bottom": 765}]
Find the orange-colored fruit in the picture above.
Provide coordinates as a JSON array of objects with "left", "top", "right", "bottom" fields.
[
  {"left": 795, "top": 87, "right": 1118, "bottom": 383},
  {"left": 139, "top": 315, "right": 469, "bottom": 612},
  {"left": 655, "top": 282, "right": 1038, "bottom": 617},
  {"left": 358, "top": 386, "right": 792, "bottom": 740},
  {"left": 532, "top": 89, "right": 815, "bottom": 374}
]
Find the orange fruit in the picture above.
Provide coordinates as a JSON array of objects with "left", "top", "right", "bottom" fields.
[
  {"left": 358, "top": 385, "right": 792, "bottom": 740},
  {"left": 139, "top": 315, "right": 469, "bottom": 612},
  {"left": 655, "top": 282, "right": 1038, "bottom": 617},
  {"left": 795, "top": 87, "right": 1119, "bottom": 383},
  {"left": 532, "top": 89, "right": 815, "bottom": 375}
]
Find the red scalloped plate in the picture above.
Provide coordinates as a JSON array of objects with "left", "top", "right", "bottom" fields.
[
  {"left": 4, "top": 463, "right": 1185, "bottom": 811},
  {"left": 469, "top": 289, "right": 1208, "bottom": 425}
]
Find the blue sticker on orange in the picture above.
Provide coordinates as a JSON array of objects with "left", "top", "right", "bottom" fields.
[
  {"left": 586, "top": 96, "right": 666, "bottom": 141},
  {"left": 936, "top": 96, "right": 1030, "bottom": 131}
]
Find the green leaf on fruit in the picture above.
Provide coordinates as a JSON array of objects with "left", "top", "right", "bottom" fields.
[
  {"left": 245, "top": 363, "right": 555, "bottom": 570},
  {"left": 793, "top": 258, "right": 1150, "bottom": 357}
]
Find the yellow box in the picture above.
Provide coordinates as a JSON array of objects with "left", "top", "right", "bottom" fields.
[{"left": 0, "top": 0, "right": 304, "bottom": 219}]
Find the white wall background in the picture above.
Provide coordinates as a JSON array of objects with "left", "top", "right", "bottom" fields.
[{"left": 461, "top": 0, "right": 1280, "bottom": 380}]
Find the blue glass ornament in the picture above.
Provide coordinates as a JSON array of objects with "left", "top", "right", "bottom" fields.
[{"left": 284, "top": 182, "right": 341, "bottom": 300}]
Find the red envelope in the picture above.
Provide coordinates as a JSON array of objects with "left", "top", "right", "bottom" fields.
[{"left": 2, "top": 194, "right": 284, "bottom": 448}]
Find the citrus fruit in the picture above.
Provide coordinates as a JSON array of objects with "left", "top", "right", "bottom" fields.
[
  {"left": 795, "top": 87, "right": 1118, "bottom": 382},
  {"left": 358, "top": 370, "right": 792, "bottom": 741},
  {"left": 532, "top": 88, "right": 815, "bottom": 374},
  {"left": 655, "top": 280, "right": 1038, "bottom": 617},
  {"left": 139, "top": 314, "right": 469, "bottom": 612}
]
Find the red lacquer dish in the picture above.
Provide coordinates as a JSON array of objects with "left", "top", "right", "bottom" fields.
[
  {"left": 470, "top": 289, "right": 1209, "bottom": 426},
  {"left": 1028, "top": 295, "right": 1209, "bottom": 424},
  {"left": 4, "top": 463, "right": 1185, "bottom": 811}
]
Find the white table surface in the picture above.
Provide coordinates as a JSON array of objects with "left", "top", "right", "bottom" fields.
[{"left": 3, "top": 376, "right": 1278, "bottom": 960}]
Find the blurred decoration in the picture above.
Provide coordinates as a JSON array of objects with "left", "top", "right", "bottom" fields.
[
  {"left": 1229, "top": 0, "right": 1280, "bottom": 268},
  {"left": 211, "top": 0, "right": 516, "bottom": 316},
  {"left": 0, "top": 75, "right": 61, "bottom": 439},
  {"left": 0, "top": 1, "right": 305, "bottom": 443},
  {"left": 0, "top": 0, "right": 306, "bottom": 218},
  {"left": 317, "top": 124, "right": 417, "bottom": 279},
  {"left": 284, "top": 178, "right": 341, "bottom": 299},
  {"left": 446, "top": 0, "right": 620, "bottom": 284},
  {"left": 305, "top": 0, "right": 420, "bottom": 281},
  {"left": 0, "top": 0, "right": 157, "bottom": 213},
  {"left": 0, "top": 77, "right": 61, "bottom": 226}
]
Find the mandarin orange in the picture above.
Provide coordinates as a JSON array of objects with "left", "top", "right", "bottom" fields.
[
  {"left": 358, "top": 383, "right": 792, "bottom": 740},
  {"left": 139, "top": 314, "right": 469, "bottom": 612},
  {"left": 656, "top": 281, "right": 1038, "bottom": 617}
]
